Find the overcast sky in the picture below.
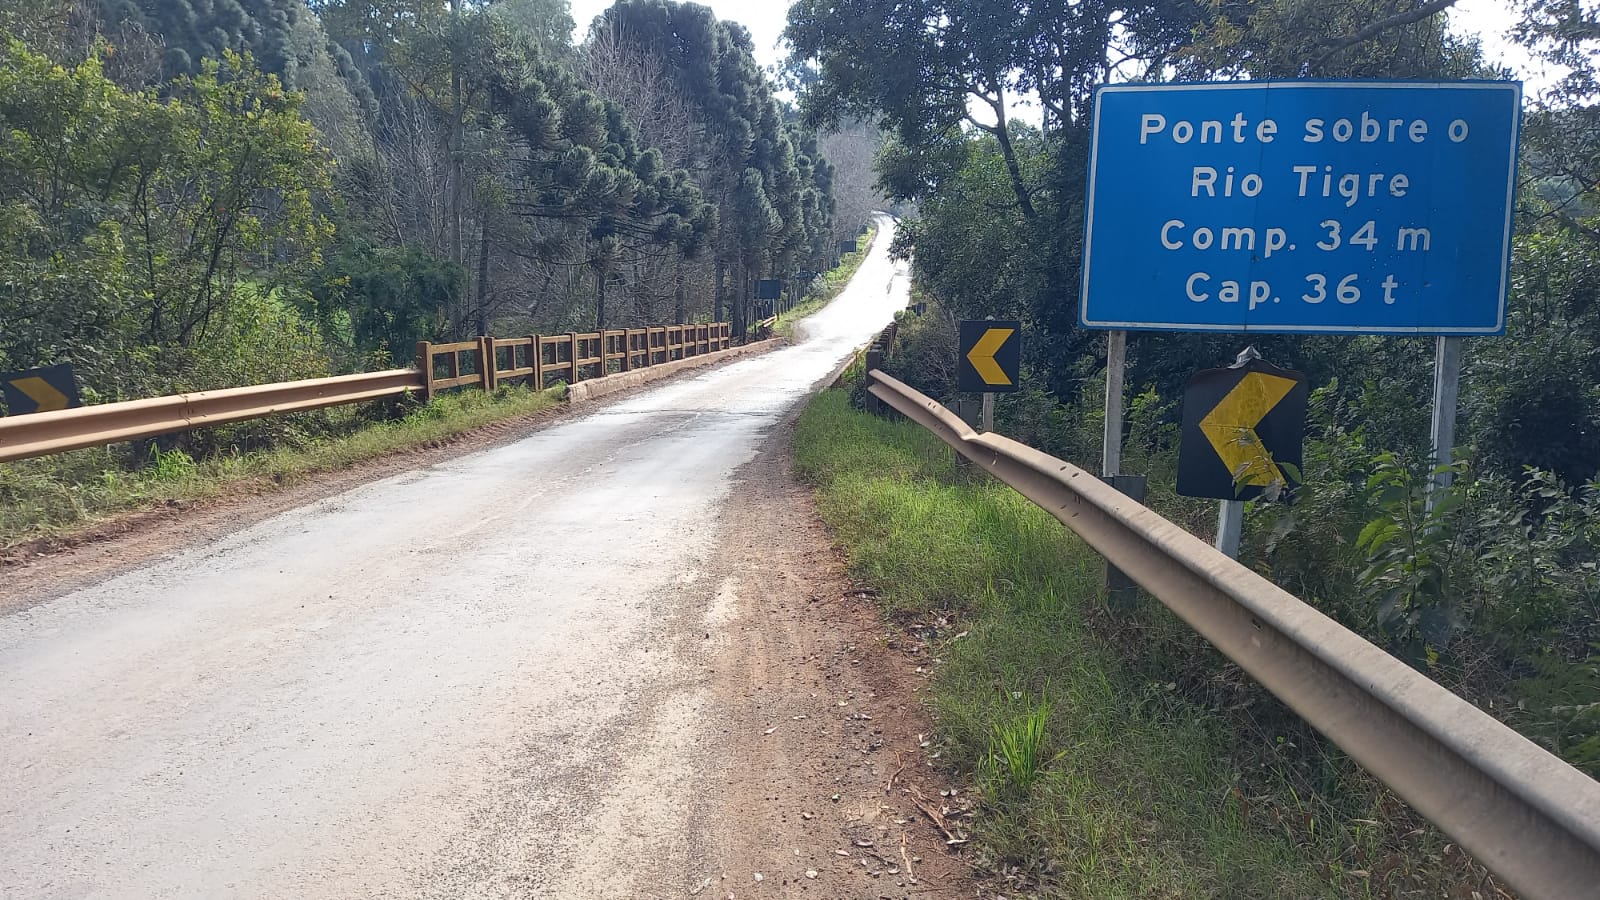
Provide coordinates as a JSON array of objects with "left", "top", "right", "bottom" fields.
[{"left": 567, "top": 1, "right": 1557, "bottom": 95}]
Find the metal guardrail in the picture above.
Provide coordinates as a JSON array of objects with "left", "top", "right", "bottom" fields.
[
  {"left": 0, "top": 322, "right": 735, "bottom": 464},
  {"left": 0, "top": 370, "right": 422, "bottom": 464},
  {"left": 864, "top": 367, "right": 1600, "bottom": 900}
]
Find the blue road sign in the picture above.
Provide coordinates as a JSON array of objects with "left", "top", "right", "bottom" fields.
[{"left": 1081, "top": 81, "right": 1521, "bottom": 335}]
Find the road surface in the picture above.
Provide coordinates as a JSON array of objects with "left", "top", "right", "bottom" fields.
[{"left": 1, "top": 217, "right": 918, "bottom": 898}]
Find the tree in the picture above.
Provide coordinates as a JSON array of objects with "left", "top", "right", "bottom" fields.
[
  {"left": 602, "top": 0, "right": 836, "bottom": 334},
  {"left": 0, "top": 41, "right": 333, "bottom": 396},
  {"left": 97, "top": 0, "right": 304, "bottom": 81},
  {"left": 1186, "top": 0, "right": 1480, "bottom": 80},
  {"left": 817, "top": 119, "right": 882, "bottom": 240},
  {"left": 308, "top": 242, "right": 459, "bottom": 359}
]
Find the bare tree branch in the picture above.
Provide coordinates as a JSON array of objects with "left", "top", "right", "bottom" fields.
[{"left": 1309, "top": 0, "right": 1462, "bottom": 69}]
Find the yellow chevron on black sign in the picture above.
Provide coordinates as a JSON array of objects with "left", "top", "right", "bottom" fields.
[
  {"left": 2, "top": 364, "right": 82, "bottom": 416},
  {"left": 957, "top": 320, "right": 1022, "bottom": 393},
  {"left": 1177, "top": 358, "right": 1308, "bottom": 502}
]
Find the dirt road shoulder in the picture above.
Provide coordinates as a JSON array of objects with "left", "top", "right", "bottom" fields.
[{"left": 684, "top": 421, "right": 984, "bottom": 899}]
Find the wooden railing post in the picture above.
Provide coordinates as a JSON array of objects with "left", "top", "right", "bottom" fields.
[
  {"left": 529, "top": 334, "right": 543, "bottom": 389},
  {"left": 622, "top": 329, "right": 634, "bottom": 372},
  {"left": 569, "top": 332, "right": 580, "bottom": 384},
  {"left": 865, "top": 346, "right": 885, "bottom": 416},
  {"left": 416, "top": 341, "right": 434, "bottom": 403},
  {"left": 479, "top": 336, "right": 496, "bottom": 391}
]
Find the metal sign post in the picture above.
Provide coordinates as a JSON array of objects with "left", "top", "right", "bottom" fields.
[
  {"left": 981, "top": 392, "right": 995, "bottom": 433},
  {"left": 1216, "top": 500, "right": 1245, "bottom": 558},
  {"left": 1102, "top": 330, "right": 1127, "bottom": 476},
  {"left": 1426, "top": 336, "right": 1464, "bottom": 513},
  {"left": 1099, "top": 329, "right": 1145, "bottom": 603}
]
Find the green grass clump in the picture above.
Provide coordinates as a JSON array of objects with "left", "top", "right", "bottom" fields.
[
  {"left": 0, "top": 382, "right": 565, "bottom": 549},
  {"left": 794, "top": 388, "right": 1364, "bottom": 898}
]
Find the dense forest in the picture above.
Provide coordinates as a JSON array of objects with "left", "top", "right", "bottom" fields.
[{"left": 0, "top": 0, "right": 881, "bottom": 407}]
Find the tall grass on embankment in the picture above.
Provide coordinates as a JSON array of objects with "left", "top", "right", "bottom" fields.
[
  {"left": 0, "top": 383, "right": 565, "bottom": 550},
  {"left": 792, "top": 385, "right": 1486, "bottom": 898}
]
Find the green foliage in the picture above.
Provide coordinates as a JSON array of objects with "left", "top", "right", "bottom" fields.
[
  {"left": 792, "top": 388, "right": 1430, "bottom": 897},
  {"left": 1186, "top": 0, "right": 1485, "bottom": 80},
  {"left": 1351, "top": 454, "right": 1470, "bottom": 663},
  {"left": 96, "top": 0, "right": 302, "bottom": 80},
  {"left": 980, "top": 702, "right": 1058, "bottom": 798},
  {"left": 309, "top": 243, "right": 459, "bottom": 360},
  {"left": 147, "top": 445, "right": 198, "bottom": 481},
  {"left": 0, "top": 39, "right": 333, "bottom": 398}
]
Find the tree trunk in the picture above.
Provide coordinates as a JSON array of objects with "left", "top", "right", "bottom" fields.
[
  {"left": 714, "top": 258, "right": 726, "bottom": 323},
  {"left": 596, "top": 268, "right": 608, "bottom": 331},
  {"left": 675, "top": 266, "right": 688, "bottom": 324},
  {"left": 475, "top": 220, "right": 490, "bottom": 335},
  {"left": 449, "top": 0, "right": 466, "bottom": 269},
  {"left": 731, "top": 262, "right": 745, "bottom": 339},
  {"left": 986, "top": 91, "right": 1037, "bottom": 222}
]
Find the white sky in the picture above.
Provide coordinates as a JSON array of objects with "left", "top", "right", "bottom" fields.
[
  {"left": 1451, "top": 0, "right": 1565, "bottom": 97},
  {"left": 567, "top": 1, "right": 1559, "bottom": 97},
  {"left": 568, "top": 0, "right": 793, "bottom": 70}
]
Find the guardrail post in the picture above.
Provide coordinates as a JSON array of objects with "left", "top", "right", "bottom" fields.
[
  {"left": 416, "top": 341, "right": 434, "bottom": 404},
  {"left": 479, "top": 336, "right": 496, "bottom": 391},
  {"left": 1100, "top": 474, "right": 1148, "bottom": 610},
  {"left": 621, "top": 330, "right": 633, "bottom": 372},
  {"left": 864, "top": 348, "right": 885, "bottom": 416},
  {"left": 569, "top": 332, "right": 580, "bottom": 384},
  {"left": 952, "top": 397, "right": 978, "bottom": 474}
]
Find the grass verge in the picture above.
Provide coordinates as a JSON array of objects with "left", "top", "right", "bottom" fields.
[
  {"left": 0, "top": 382, "right": 565, "bottom": 550},
  {"left": 792, "top": 386, "right": 1472, "bottom": 898},
  {"left": 776, "top": 225, "right": 880, "bottom": 341}
]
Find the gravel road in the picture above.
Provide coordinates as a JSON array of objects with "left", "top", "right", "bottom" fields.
[{"left": 0, "top": 217, "right": 945, "bottom": 899}]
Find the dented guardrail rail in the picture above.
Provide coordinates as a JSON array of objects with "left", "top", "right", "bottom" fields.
[{"left": 865, "top": 367, "right": 1600, "bottom": 900}]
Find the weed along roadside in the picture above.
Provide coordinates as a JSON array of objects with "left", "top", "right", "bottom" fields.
[{"left": 792, "top": 382, "right": 1567, "bottom": 898}]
